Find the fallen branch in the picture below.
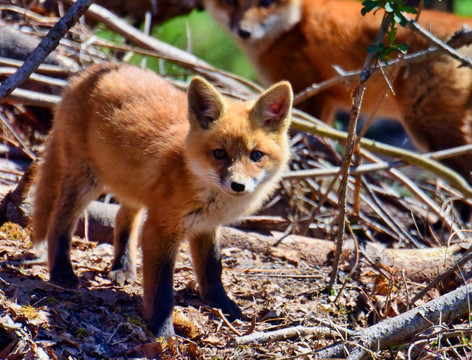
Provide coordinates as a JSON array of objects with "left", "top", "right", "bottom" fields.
[
  {"left": 0, "top": 57, "right": 74, "bottom": 77},
  {"left": 313, "top": 283, "right": 472, "bottom": 360},
  {"left": 292, "top": 113, "right": 472, "bottom": 199},
  {"left": 3, "top": 88, "right": 61, "bottom": 108},
  {"left": 0, "top": 67, "right": 68, "bottom": 88},
  {"left": 236, "top": 325, "right": 344, "bottom": 345},
  {"left": 410, "top": 243, "right": 472, "bottom": 305}
]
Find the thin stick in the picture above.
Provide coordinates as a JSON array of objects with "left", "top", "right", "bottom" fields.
[
  {"left": 0, "top": 113, "right": 36, "bottom": 160},
  {"left": 214, "top": 308, "right": 242, "bottom": 336},
  {"left": 403, "top": 12, "right": 472, "bottom": 67},
  {"left": 328, "top": 13, "right": 394, "bottom": 290}
]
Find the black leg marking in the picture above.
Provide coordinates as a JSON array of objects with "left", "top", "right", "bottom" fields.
[
  {"left": 111, "top": 229, "right": 133, "bottom": 271},
  {"left": 201, "top": 243, "right": 243, "bottom": 321},
  {"left": 148, "top": 261, "right": 175, "bottom": 338},
  {"left": 50, "top": 234, "right": 79, "bottom": 288}
]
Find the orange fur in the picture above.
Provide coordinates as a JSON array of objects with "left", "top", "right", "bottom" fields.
[
  {"left": 32, "top": 62, "right": 292, "bottom": 337},
  {"left": 204, "top": 0, "right": 472, "bottom": 181}
]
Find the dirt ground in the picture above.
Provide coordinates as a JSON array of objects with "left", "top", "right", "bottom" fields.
[
  {"left": 0, "top": 220, "right": 378, "bottom": 359},
  {"left": 1, "top": 219, "right": 470, "bottom": 359}
]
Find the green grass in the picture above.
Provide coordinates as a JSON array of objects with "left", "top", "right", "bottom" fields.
[
  {"left": 152, "top": 10, "right": 258, "bottom": 81},
  {"left": 454, "top": 0, "right": 472, "bottom": 16}
]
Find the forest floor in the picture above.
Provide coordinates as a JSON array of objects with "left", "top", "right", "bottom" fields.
[
  {"left": 0, "top": 221, "right": 344, "bottom": 359},
  {"left": 0, "top": 219, "right": 470, "bottom": 360}
]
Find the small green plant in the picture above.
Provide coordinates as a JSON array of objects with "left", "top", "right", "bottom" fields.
[
  {"left": 75, "top": 327, "right": 89, "bottom": 338},
  {"left": 20, "top": 304, "right": 41, "bottom": 320},
  {"left": 361, "top": 0, "right": 418, "bottom": 61},
  {"left": 0, "top": 222, "right": 31, "bottom": 242},
  {"left": 125, "top": 313, "right": 147, "bottom": 329}
]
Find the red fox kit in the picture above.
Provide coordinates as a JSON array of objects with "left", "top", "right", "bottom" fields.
[
  {"left": 32, "top": 62, "right": 293, "bottom": 337},
  {"left": 204, "top": 0, "right": 472, "bottom": 182}
]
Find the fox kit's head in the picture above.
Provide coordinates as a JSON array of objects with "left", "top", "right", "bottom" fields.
[
  {"left": 204, "top": 0, "right": 301, "bottom": 50},
  {"left": 185, "top": 77, "right": 292, "bottom": 199}
]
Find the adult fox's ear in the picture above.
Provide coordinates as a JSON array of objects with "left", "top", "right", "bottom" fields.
[
  {"left": 187, "top": 77, "right": 225, "bottom": 130},
  {"left": 252, "top": 81, "right": 293, "bottom": 132}
]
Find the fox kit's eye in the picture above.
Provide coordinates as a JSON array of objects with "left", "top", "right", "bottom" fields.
[
  {"left": 250, "top": 150, "right": 264, "bottom": 162},
  {"left": 259, "top": 0, "right": 274, "bottom": 8},
  {"left": 225, "top": 0, "right": 238, "bottom": 6},
  {"left": 213, "top": 149, "right": 228, "bottom": 160}
]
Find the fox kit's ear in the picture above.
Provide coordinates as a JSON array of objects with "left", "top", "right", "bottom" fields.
[
  {"left": 187, "top": 77, "right": 225, "bottom": 130},
  {"left": 253, "top": 81, "right": 293, "bottom": 132}
]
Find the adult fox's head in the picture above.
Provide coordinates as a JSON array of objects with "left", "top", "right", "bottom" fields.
[
  {"left": 203, "top": 0, "right": 301, "bottom": 45},
  {"left": 185, "top": 77, "right": 292, "bottom": 198}
]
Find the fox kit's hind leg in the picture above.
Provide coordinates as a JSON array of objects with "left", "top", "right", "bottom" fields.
[
  {"left": 32, "top": 136, "right": 61, "bottom": 243},
  {"left": 190, "top": 230, "right": 243, "bottom": 320},
  {"left": 110, "top": 203, "right": 141, "bottom": 285},
  {"left": 47, "top": 163, "right": 101, "bottom": 288}
]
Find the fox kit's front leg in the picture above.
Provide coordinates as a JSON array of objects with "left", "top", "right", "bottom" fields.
[
  {"left": 141, "top": 216, "right": 180, "bottom": 338},
  {"left": 190, "top": 230, "right": 243, "bottom": 320}
]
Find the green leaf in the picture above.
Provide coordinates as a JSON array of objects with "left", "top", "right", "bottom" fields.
[
  {"left": 399, "top": 5, "right": 418, "bottom": 14},
  {"left": 395, "top": 43, "right": 410, "bottom": 54},
  {"left": 361, "top": 0, "right": 382, "bottom": 15},
  {"left": 367, "top": 44, "right": 380, "bottom": 54},
  {"left": 394, "top": 12, "right": 408, "bottom": 27}
]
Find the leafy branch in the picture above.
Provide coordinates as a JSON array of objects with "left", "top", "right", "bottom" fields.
[{"left": 362, "top": 0, "right": 417, "bottom": 60}]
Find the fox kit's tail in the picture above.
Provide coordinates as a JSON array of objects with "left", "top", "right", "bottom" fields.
[{"left": 32, "top": 134, "right": 61, "bottom": 244}]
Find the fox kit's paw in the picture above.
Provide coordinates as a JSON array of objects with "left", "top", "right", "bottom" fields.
[
  {"left": 209, "top": 295, "right": 245, "bottom": 322},
  {"left": 109, "top": 269, "right": 137, "bottom": 286},
  {"left": 148, "top": 312, "right": 175, "bottom": 339},
  {"left": 50, "top": 267, "right": 80, "bottom": 289}
]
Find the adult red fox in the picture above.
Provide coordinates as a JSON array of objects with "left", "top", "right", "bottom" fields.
[
  {"left": 204, "top": 0, "right": 472, "bottom": 181},
  {"left": 32, "top": 62, "right": 293, "bottom": 337}
]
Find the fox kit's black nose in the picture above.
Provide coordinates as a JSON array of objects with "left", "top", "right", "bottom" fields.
[
  {"left": 231, "top": 182, "right": 246, "bottom": 193},
  {"left": 238, "top": 28, "right": 251, "bottom": 39}
]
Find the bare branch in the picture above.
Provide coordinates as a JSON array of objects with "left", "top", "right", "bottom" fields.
[
  {"left": 329, "top": 12, "right": 400, "bottom": 290},
  {"left": 294, "top": 29, "right": 472, "bottom": 106},
  {"left": 403, "top": 12, "right": 472, "bottom": 67},
  {"left": 0, "top": 0, "right": 95, "bottom": 100}
]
